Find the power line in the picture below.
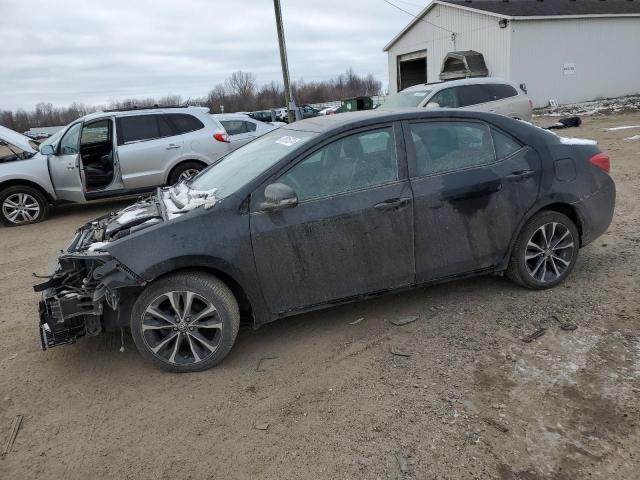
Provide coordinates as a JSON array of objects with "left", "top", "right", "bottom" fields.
[{"left": 382, "top": 0, "right": 455, "bottom": 34}]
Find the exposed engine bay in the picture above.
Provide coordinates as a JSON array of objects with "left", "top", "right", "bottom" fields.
[{"left": 33, "top": 183, "right": 219, "bottom": 349}]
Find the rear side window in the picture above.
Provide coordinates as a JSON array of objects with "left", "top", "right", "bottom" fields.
[
  {"left": 117, "top": 115, "right": 160, "bottom": 144},
  {"left": 428, "top": 88, "right": 459, "bottom": 108},
  {"left": 457, "top": 85, "right": 493, "bottom": 107},
  {"left": 221, "top": 120, "right": 257, "bottom": 136},
  {"left": 409, "top": 121, "right": 496, "bottom": 176},
  {"left": 492, "top": 129, "right": 523, "bottom": 159},
  {"left": 486, "top": 84, "right": 518, "bottom": 101},
  {"left": 166, "top": 113, "right": 205, "bottom": 134}
]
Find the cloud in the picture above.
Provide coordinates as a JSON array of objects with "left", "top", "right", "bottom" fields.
[{"left": 0, "top": 0, "right": 413, "bottom": 109}]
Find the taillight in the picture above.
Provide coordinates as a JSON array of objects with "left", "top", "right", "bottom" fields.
[
  {"left": 590, "top": 152, "right": 610, "bottom": 173},
  {"left": 214, "top": 132, "right": 230, "bottom": 143},
  {"left": 528, "top": 99, "right": 533, "bottom": 109}
]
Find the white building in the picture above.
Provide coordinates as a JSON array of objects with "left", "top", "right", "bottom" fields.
[{"left": 384, "top": 0, "right": 640, "bottom": 107}]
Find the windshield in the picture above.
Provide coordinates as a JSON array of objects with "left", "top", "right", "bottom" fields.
[
  {"left": 189, "top": 128, "right": 318, "bottom": 198},
  {"left": 380, "top": 90, "right": 432, "bottom": 108}
]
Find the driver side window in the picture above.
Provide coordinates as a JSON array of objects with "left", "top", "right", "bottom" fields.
[
  {"left": 279, "top": 127, "right": 398, "bottom": 201},
  {"left": 59, "top": 123, "right": 82, "bottom": 155}
]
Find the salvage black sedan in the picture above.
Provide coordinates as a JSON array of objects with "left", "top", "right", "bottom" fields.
[{"left": 35, "top": 110, "right": 615, "bottom": 372}]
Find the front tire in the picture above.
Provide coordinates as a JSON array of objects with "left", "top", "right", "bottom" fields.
[
  {"left": 506, "top": 211, "right": 579, "bottom": 289},
  {"left": 0, "top": 185, "right": 49, "bottom": 226},
  {"left": 130, "top": 272, "right": 240, "bottom": 373}
]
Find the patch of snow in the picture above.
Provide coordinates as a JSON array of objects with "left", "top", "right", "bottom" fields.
[
  {"left": 558, "top": 136, "right": 597, "bottom": 146},
  {"left": 87, "top": 241, "right": 109, "bottom": 252},
  {"left": 161, "top": 182, "right": 219, "bottom": 219},
  {"left": 605, "top": 125, "right": 640, "bottom": 131},
  {"left": 115, "top": 207, "right": 148, "bottom": 225},
  {"left": 625, "top": 135, "right": 640, "bottom": 141}
]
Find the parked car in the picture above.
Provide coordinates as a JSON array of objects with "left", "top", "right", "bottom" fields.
[
  {"left": 0, "top": 107, "right": 230, "bottom": 226},
  {"left": 381, "top": 77, "right": 533, "bottom": 121},
  {"left": 0, "top": 125, "right": 40, "bottom": 161},
  {"left": 275, "top": 105, "right": 321, "bottom": 122},
  {"left": 211, "top": 113, "right": 281, "bottom": 150},
  {"left": 319, "top": 105, "right": 341, "bottom": 115},
  {"left": 249, "top": 110, "right": 276, "bottom": 123},
  {"left": 35, "top": 109, "right": 614, "bottom": 372}
]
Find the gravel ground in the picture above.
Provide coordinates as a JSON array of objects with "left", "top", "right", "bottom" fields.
[{"left": 0, "top": 113, "right": 638, "bottom": 479}]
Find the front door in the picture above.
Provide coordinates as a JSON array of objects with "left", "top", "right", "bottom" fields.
[
  {"left": 250, "top": 125, "right": 415, "bottom": 314},
  {"left": 47, "top": 122, "right": 85, "bottom": 202},
  {"left": 405, "top": 119, "right": 540, "bottom": 282}
]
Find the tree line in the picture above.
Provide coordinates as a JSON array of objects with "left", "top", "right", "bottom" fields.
[{"left": 0, "top": 69, "right": 382, "bottom": 133}]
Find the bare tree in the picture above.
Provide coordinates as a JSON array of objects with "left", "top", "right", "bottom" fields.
[{"left": 0, "top": 69, "right": 382, "bottom": 132}]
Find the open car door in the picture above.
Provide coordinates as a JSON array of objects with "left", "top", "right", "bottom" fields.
[{"left": 47, "top": 123, "right": 85, "bottom": 203}]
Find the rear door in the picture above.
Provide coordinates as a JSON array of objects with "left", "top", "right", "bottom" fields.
[
  {"left": 405, "top": 119, "right": 540, "bottom": 282},
  {"left": 116, "top": 114, "right": 182, "bottom": 189},
  {"left": 47, "top": 122, "right": 85, "bottom": 202},
  {"left": 250, "top": 124, "right": 415, "bottom": 314}
]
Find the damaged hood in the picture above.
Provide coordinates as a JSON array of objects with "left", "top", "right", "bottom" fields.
[
  {"left": 0, "top": 125, "right": 38, "bottom": 154},
  {"left": 71, "top": 183, "right": 220, "bottom": 252}
]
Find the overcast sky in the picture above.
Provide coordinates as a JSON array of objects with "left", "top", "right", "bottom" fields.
[{"left": 0, "top": 0, "right": 420, "bottom": 110}]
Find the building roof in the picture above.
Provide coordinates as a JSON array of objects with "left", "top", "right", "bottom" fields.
[
  {"left": 442, "top": 0, "right": 640, "bottom": 17},
  {"left": 384, "top": 0, "right": 640, "bottom": 51}
]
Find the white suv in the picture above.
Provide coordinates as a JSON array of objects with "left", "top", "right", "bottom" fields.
[
  {"left": 381, "top": 77, "right": 533, "bottom": 121},
  {"left": 0, "top": 107, "right": 232, "bottom": 225}
]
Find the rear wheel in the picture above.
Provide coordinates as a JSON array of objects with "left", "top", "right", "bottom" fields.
[
  {"left": 507, "top": 211, "right": 579, "bottom": 289},
  {"left": 130, "top": 272, "right": 240, "bottom": 373},
  {"left": 0, "top": 185, "right": 49, "bottom": 226},
  {"left": 168, "top": 161, "right": 205, "bottom": 185}
]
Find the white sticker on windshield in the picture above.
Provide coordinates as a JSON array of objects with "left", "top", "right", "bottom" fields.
[
  {"left": 414, "top": 92, "right": 427, "bottom": 96},
  {"left": 276, "top": 136, "right": 302, "bottom": 147}
]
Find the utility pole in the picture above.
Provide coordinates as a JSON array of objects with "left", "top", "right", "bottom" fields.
[{"left": 273, "top": 0, "right": 295, "bottom": 123}]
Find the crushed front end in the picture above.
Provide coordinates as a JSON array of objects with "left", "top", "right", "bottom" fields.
[{"left": 34, "top": 211, "right": 150, "bottom": 350}]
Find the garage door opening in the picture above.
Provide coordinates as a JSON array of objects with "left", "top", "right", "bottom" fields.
[{"left": 397, "top": 50, "right": 427, "bottom": 91}]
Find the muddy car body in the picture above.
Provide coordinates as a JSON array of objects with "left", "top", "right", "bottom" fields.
[{"left": 35, "top": 109, "right": 615, "bottom": 372}]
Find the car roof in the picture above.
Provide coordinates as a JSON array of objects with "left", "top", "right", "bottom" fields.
[
  {"left": 402, "top": 77, "right": 517, "bottom": 92},
  {"left": 210, "top": 113, "right": 253, "bottom": 121},
  {"left": 281, "top": 108, "right": 521, "bottom": 134},
  {"left": 79, "top": 106, "right": 210, "bottom": 122}
]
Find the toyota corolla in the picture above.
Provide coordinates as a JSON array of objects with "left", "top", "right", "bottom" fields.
[{"left": 34, "top": 109, "right": 615, "bottom": 372}]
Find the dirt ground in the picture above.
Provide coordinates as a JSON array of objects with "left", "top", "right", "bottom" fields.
[{"left": 1, "top": 113, "right": 639, "bottom": 480}]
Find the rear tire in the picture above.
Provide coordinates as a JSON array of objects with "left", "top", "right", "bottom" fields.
[
  {"left": 168, "top": 161, "right": 205, "bottom": 185},
  {"left": 0, "top": 185, "right": 49, "bottom": 226},
  {"left": 506, "top": 211, "right": 579, "bottom": 289},
  {"left": 130, "top": 272, "right": 240, "bottom": 373}
]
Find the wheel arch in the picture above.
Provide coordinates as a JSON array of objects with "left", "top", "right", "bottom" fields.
[
  {"left": 138, "top": 256, "right": 269, "bottom": 327},
  {"left": 0, "top": 179, "right": 54, "bottom": 204},
  {"left": 499, "top": 200, "right": 584, "bottom": 271},
  {"left": 165, "top": 159, "right": 208, "bottom": 185}
]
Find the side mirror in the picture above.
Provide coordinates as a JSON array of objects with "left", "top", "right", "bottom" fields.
[
  {"left": 259, "top": 183, "right": 298, "bottom": 212},
  {"left": 425, "top": 102, "right": 440, "bottom": 109},
  {"left": 40, "top": 144, "right": 55, "bottom": 155}
]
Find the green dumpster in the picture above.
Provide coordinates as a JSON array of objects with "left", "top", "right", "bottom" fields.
[{"left": 341, "top": 96, "right": 374, "bottom": 112}]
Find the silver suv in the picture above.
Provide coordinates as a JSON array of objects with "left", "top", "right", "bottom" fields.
[
  {"left": 381, "top": 77, "right": 533, "bottom": 121},
  {"left": 0, "top": 107, "right": 231, "bottom": 226}
]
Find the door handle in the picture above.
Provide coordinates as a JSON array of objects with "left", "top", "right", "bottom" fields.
[
  {"left": 505, "top": 170, "right": 535, "bottom": 182},
  {"left": 374, "top": 198, "right": 410, "bottom": 211},
  {"left": 165, "top": 144, "right": 181, "bottom": 150}
]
